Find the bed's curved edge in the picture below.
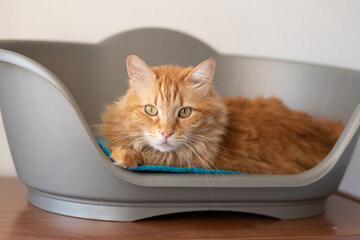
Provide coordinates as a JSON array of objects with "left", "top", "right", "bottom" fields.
[
  {"left": 0, "top": 48, "right": 113, "bottom": 179},
  {"left": 0, "top": 49, "right": 75, "bottom": 104},
  {"left": 294, "top": 105, "right": 360, "bottom": 187}
]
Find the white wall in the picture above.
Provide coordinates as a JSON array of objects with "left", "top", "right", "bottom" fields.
[{"left": 0, "top": 0, "right": 359, "bottom": 197}]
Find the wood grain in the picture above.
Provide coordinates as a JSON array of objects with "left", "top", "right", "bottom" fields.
[{"left": 0, "top": 177, "right": 359, "bottom": 240}]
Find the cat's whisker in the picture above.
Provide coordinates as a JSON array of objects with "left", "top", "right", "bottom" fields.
[
  {"left": 186, "top": 140, "right": 228, "bottom": 178},
  {"left": 129, "top": 137, "right": 147, "bottom": 149},
  {"left": 105, "top": 134, "right": 144, "bottom": 147},
  {"left": 188, "top": 135, "right": 224, "bottom": 152},
  {"left": 188, "top": 135, "right": 218, "bottom": 148},
  {"left": 184, "top": 143, "right": 218, "bottom": 188},
  {"left": 189, "top": 134, "right": 224, "bottom": 148},
  {"left": 185, "top": 144, "right": 212, "bottom": 188},
  {"left": 185, "top": 143, "right": 211, "bottom": 169},
  {"left": 190, "top": 133, "right": 219, "bottom": 143},
  {"left": 183, "top": 148, "right": 194, "bottom": 170},
  {"left": 190, "top": 134, "right": 243, "bottom": 155},
  {"left": 132, "top": 138, "right": 149, "bottom": 152},
  {"left": 110, "top": 132, "right": 143, "bottom": 137},
  {"left": 187, "top": 137, "right": 234, "bottom": 160}
]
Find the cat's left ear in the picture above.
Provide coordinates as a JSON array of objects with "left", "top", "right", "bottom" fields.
[
  {"left": 127, "top": 55, "right": 156, "bottom": 93},
  {"left": 185, "top": 58, "right": 216, "bottom": 96}
]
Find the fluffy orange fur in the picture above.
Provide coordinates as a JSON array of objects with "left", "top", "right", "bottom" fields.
[{"left": 99, "top": 55, "right": 343, "bottom": 174}]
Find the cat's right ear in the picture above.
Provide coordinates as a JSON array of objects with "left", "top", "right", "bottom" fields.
[{"left": 126, "top": 55, "right": 156, "bottom": 93}]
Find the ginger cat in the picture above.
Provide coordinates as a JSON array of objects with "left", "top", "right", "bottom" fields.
[{"left": 99, "top": 55, "right": 343, "bottom": 174}]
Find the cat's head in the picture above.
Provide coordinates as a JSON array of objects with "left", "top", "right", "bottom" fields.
[{"left": 118, "top": 55, "right": 227, "bottom": 153}]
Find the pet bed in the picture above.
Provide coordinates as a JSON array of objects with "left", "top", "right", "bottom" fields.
[{"left": 0, "top": 28, "right": 359, "bottom": 221}]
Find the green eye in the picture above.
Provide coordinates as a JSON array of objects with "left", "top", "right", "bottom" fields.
[
  {"left": 145, "top": 105, "right": 158, "bottom": 116},
  {"left": 178, "top": 107, "right": 192, "bottom": 118}
]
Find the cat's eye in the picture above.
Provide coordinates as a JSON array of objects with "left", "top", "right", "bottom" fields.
[
  {"left": 178, "top": 107, "right": 192, "bottom": 118},
  {"left": 144, "top": 105, "right": 158, "bottom": 116}
]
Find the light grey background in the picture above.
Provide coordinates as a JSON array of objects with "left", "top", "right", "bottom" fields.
[{"left": 0, "top": 0, "right": 359, "bottom": 198}]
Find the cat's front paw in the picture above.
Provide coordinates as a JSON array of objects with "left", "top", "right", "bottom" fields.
[{"left": 111, "top": 147, "right": 142, "bottom": 168}]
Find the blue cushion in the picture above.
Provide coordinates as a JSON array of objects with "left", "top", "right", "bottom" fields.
[{"left": 97, "top": 138, "right": 246, "bottom": 174}]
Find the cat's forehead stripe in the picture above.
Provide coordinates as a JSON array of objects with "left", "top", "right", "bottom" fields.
[
  {"left": 158, "top": 80, "right": 183, "bottom": 106},
  {"left": 173, "top": 84, "right": 179, "bottom": 102},
  {"left": 163, "top": 79, "right": 172, "bottom": 102},
  {"left": 152, "top": 66, "right": 189, "bottom": 107},
  {"left": 158, "top": 80, "right": 164, "bottom": 101},
  {"left": 158, "top": 78, "right": 170, "bottom": 103},
  {"left": 179, "top": 92, "right": 183, "bottom": 106},
  {"left": 154, "top": 93, "right": 158, "bottom": 106}
]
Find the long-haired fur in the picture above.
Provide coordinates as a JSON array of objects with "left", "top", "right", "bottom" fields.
[{"left": 99, "top": 55, "right": 343, "bottom": 174}]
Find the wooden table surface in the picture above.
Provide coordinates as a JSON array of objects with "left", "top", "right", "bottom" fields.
[{"left": 0, "top": 177, "right": 359, "bottom": 240}]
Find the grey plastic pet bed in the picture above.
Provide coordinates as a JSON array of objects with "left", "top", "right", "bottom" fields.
[{"left": 0, "top": 28, "right": 359, "bottom": 221}]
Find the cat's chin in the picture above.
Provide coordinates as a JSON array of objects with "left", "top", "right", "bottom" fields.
[{"left": 154, "top": 142, "right": 178, "bottom": 152}]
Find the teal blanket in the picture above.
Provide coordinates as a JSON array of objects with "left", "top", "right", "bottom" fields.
[{"left": 97, "top": 138, "right": 246, "bottom": 174}]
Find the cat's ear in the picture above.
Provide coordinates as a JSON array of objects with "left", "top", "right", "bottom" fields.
[
  {"left": 185, "top": 58, "right": 216, "bottom": 96},
  {"left": 126, "top": 55, "right": 156, "bottom": 93}
]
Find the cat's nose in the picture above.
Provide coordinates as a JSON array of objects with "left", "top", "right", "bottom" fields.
[{"left": 161, "top": 131, "right": 174, "bottom": 139}]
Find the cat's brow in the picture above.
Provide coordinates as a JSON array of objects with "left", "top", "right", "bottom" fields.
[
  {"left": 158, "top": 81, "right": 164, "bottom": 100},
  {"left": 154, "top": 93, "right": 158, "bottom": 106},
  {"left": 172, "top": 84, "right": 179, "bottom": 102},
  {"left": 179, "top": 91, "right": 184, "bottom": 106},
  {"left": 163, "top": 80, "right": 172, "bottom": 102}
]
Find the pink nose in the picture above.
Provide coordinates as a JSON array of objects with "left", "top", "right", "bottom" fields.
[{"left": 161, "top": 131, "right": 174, "bottom": 139}]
